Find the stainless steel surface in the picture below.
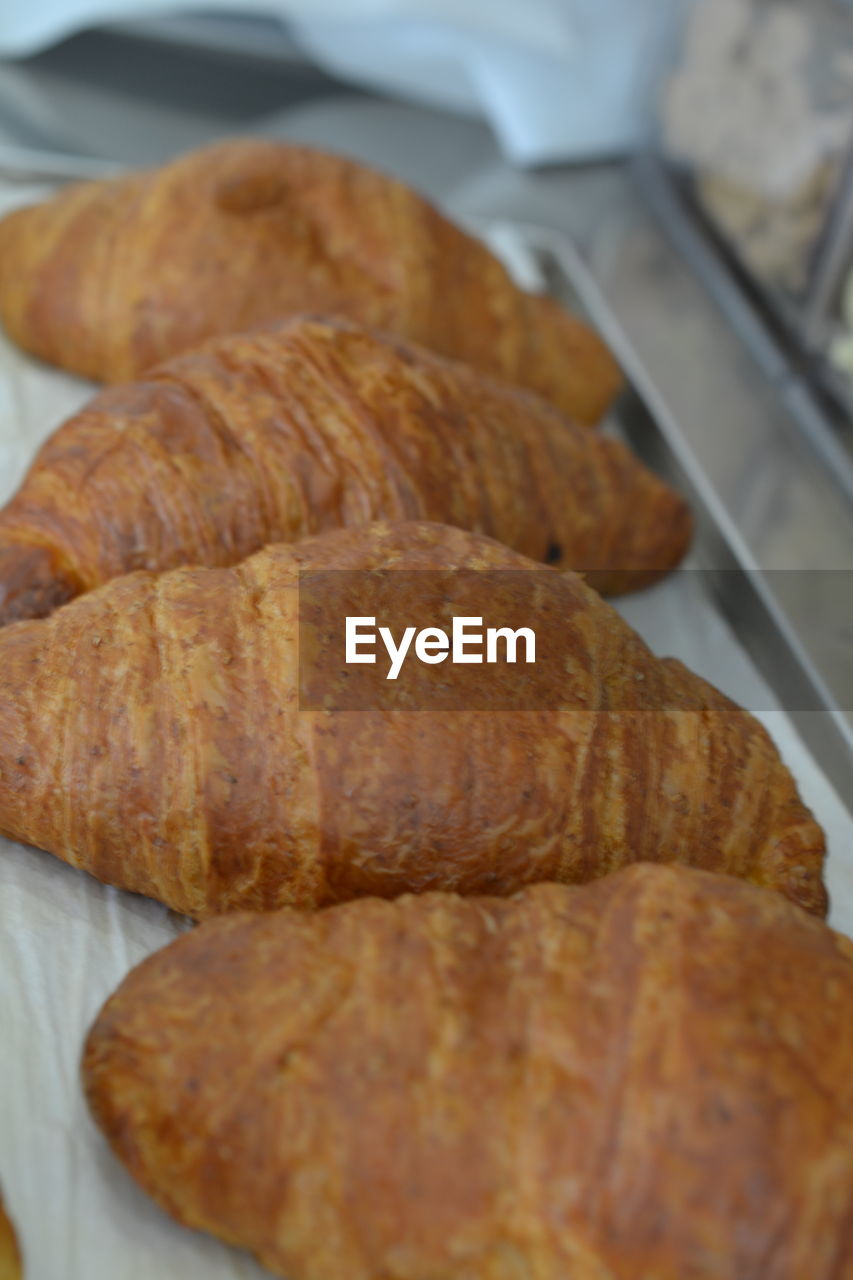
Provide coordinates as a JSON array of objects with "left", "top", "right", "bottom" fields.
[
  {"left": 632, "top": 156, "right": 853, "bottom": 482},
  {"left": 0, "top": 142, "right": 119, "bottom": 181},
  {"left": 0, "top": 26, "right": 349, "bottom": 168},
  {"left": 802, "top": 138, "right": 853, "bottom": 347},
  {"left": 503, "top": 222, "right": 853, "bottom": 803},
  {"left": 644, "top": 156, "right": 853, "bottom": 426}
]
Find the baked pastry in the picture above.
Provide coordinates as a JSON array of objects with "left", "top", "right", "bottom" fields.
[
  {"left": 0, "top": 1189, "right": 20, "bottom": 1280},
  {"left": 0, "top": 139, "right": 621, "bottom": 420},
  {"left": 83, "top": 863, "right": 853, "bottom": 1280},
  {"left": 0, "top": 522, "right": 826, "bottom": 917},
  {"left": 0, "top": 316, "right": 690, "bottom": 627}
]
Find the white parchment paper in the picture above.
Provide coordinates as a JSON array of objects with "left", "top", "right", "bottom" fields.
[{"left": 0, "top": 180, "right": 850, "bottom": 1280}]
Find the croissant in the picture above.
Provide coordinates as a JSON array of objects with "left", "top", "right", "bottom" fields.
[
  {"left": 0, "top": 1190, "right": 20, "bottom": 1280},
  {"left": 0, "top": 316, "right": 689, "bottom": 627},
  {"left": 84, "top": 863, "right": 853, "bottom": 1280},
  {"left": 0, "top": 522, "right": 826, "bottom": 917},
  {"left": 0, "top": 139, "right": 621, "bottom": 420}
]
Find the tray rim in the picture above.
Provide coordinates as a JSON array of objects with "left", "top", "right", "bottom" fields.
[{"left": 486, "top": 215, "right": 853, "bottom": 814}]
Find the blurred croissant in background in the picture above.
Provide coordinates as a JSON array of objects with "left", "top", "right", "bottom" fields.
[{"left": 0, "top": 138, "right": 621, "bottom": 421}]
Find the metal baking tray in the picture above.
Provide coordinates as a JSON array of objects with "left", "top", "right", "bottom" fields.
[{"left": 484, "top": 218, "right": 853, "bottom": 812}]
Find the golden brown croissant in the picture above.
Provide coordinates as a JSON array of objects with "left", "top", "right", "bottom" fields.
[
  {"left": 84, "top": 863, "right": 853, "bottom": 1280},
  {"left": 0, "top": 138, "right": 621, "bottom": 420},
  {"left": 0, "top": 316, "right": 689, "bottom": 627},
  {"left": 0, "top": 522, "right": 826, "bottom": 917},
  {"left": 0, "top": 1189, "right": 20, "bottom": 1280}
]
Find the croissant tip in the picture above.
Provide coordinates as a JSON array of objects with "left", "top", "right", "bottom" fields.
[
  {"left": 750, "top": 818, "right": 830, "bottom": 918},
  {"left": 784, "top": 866, "right": 830, "bottom": 919},
  {"left": 0, "top": 543, "right": 80, "bottom": 627},
  {"left": 634, "top": 487, "right": 694, "bottom": 592}
]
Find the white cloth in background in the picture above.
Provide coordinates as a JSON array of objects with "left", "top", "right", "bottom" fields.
[{"left": 0, "top": 0, "right": 684, "bottom": 163}]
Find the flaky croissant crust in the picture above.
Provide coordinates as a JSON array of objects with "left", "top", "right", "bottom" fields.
[
  {"left": 0, "top": 138, "right": 621, "bottom": 421},
  {"left": 0, "top": 316, "right": 690, "bottom": 626},
  {"left": 84, "top": 864, "right": 853, "bottom": 1280},
  {"left": 0, "top": 522, "right": 826, "bottom": 918}
]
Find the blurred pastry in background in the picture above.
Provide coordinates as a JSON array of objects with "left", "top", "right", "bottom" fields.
[
  {"left": 663, "top": 0, "right": 853, "bottom": 299},
  {"left": 0, "top": 138, "right": 621, "bottom": 423}
]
